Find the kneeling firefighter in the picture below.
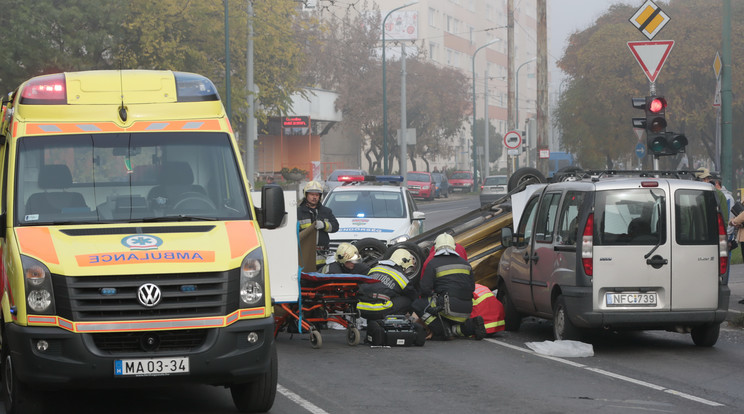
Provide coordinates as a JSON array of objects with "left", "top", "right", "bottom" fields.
[
  {"left": 321, "top": 242, "right": 371, "bottom": 275},
  {"left": 412, "top": 233, "right": 486, "bottom": 340},
  {"left": 357, "top": 248, "right": 419, "bottom": 321}
]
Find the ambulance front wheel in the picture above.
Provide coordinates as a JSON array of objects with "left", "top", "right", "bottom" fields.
[
  {"left": 2, "top": 328, "right": 43, "bottom": 414},
  {"left": 230, "top": 343, "right": 278, "bottom": 413}
]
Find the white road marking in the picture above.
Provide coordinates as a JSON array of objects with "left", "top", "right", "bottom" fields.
[
  {"left": 277, "top": 384, "right": 331, "bottom": 414},
  {"left": 485, "top": 338, "right": 724, "bottom": 407}
]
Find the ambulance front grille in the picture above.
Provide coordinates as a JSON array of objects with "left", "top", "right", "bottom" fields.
[
  {"left": 53, "top": 271, "right": 239, "bottom": 321},
  {"left": 90, "top": 329, "right": 209, "bottom": 354}
]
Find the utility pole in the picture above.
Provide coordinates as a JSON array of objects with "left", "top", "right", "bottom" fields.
[
  {"left": 535, "top": 0, "right": 548, "bottom": 176},
  {"left": 400, "top": 43, "right": 408, "bottom": 187},
  {"left": 507, "top": 0, "right": 515, "bottom": 176},
  {"left": 246, "top": 0, "right": 256, "bottom": 187},
  {"left": 722, "top": 0, "right": 732, "bottom": 190},
  {"left": 224, "top": 0, "right": 231, "bottom": 121},
  {"left": 484, "top": 69, "right": 490, "bottom": 177}
]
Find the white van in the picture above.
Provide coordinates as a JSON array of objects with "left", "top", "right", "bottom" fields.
[{"left": 498, "top": 174, "right": 730, "bottom": 346}]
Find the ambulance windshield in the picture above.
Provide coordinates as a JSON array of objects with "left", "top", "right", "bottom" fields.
[{"left": 16, "top": 132, "right": 250, "bottom": 225}]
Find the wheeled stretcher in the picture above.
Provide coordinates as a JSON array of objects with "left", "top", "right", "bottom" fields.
[{"left": 275, "top": 272, "right": 379, "bottom": 349}]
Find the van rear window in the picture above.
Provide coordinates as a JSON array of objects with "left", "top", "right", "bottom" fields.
[
  {"left": 594, "top": 189, "right": 667, "bottom": 246},
  {"left": 674, "top": 189, "right": 718, "bottom": 245}
]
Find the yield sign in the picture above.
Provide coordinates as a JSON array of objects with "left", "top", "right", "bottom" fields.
[{"left": 627, "top": 40, "right": 674, "bottom": 83}]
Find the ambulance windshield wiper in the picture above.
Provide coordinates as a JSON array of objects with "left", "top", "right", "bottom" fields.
[{"left": 140, "top": 215, "right": 217, "bottom": 222}]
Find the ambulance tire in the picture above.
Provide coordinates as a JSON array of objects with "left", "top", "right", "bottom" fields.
[
  {"left": 230, "top": 343, "right": 278, "bottom": 413},
  {"left": 507, "top": 167, "right": 546, "bottom": 193},
  {"left": 691, "top": 322, "right": 720, "bottom": 347},
  {"left": 2, "top": 328, "right": 43, "bottom": 414},
  {"left": 353, "top": 238, "right": 387, "bottom": 267},
  {"left": 383, "top": 241, "right": 425, "bottom": 282}
]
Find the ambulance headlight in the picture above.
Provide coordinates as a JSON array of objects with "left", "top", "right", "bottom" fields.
[
  {"left": 239, "top": 253, "right": 265, "bottom": 307},
  {"left": 21, "top": 255, "right": 55, "bottom": 314}
]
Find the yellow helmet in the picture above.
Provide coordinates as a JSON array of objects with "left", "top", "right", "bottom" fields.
[
  {"left": 390, "top": 248, "right": 414, "bottom": 270},
  {"left": 335, "top": 242, "right": 360, "bottom": 264},
  {"left": 303, "top": 180, "right": 324, "bottom": 197},
  {"left": 434, "top": 233, "right": 456, "bottom": 252}
]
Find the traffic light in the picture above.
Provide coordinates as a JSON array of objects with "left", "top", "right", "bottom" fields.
[{"left": 632, "top": 96, "right": 686, "bottom": 156}]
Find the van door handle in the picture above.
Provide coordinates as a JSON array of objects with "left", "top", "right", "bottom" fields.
[
  {"left": 523, "top": 252, "right": 538, "bottom": 264},
  {"left": 646, "top": 255, "right": 668, "bottom": 269}
]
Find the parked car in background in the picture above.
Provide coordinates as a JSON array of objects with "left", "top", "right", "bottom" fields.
[
  {"left": 325, "top": 169, "right": 367, "bottom": 193},
  {"left": 432, "top": 172, "right": 449, "bottom": 198},
  {"left": 480, "top": 175, "right": 508, "bottom": 206},
  {"left": 407, "top": 171, "right": 435, "bottom": 201},
  {"left": 449, "top": 170, "right": 474, "bottom": 192}
]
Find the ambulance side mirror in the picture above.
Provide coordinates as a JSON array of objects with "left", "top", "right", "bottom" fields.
[{"left": 257, "top": 184, "right": 286, "bottom": 230}]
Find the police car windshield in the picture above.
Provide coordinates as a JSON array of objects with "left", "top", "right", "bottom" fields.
[
  {"left": 16, "top": 132, "right": 250, "bottom": 225},
  {"left": 324, "top": 190, "right": 406, "bottom": 218}
]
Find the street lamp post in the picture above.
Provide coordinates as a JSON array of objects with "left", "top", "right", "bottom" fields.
[
  {"left": 515, "top": 57, "right": 536, "bottom": 133},
  {"left": 472, "top": 38, "right": 501, "bottom": 191},
  {"left": 382, "top": 1, "right": 417, "bottom": 175}
]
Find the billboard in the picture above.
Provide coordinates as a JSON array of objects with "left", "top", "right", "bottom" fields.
[{"left": 383, "top": 10, "right": 418, "bottom": 41}]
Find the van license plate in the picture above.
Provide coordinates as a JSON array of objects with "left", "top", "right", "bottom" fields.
[
  {"left": 605, "top": 292, "right": 657, "bottom": 306},
  {"left": 115, "top": 357, "right": 189, "bottom": 377}
]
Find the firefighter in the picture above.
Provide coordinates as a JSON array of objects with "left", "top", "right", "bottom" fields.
[
  {"left": 412, "top": 233, "right": 486, "bottom": 340},
  {"left": 298, "top": 180, "right": 339, "bottom": 269},
  {"left": 357, "top": 248, "right": 419, "bottom": 321},
  {"left": 320, "top": 242, "right": 371, "bottom": 275}
]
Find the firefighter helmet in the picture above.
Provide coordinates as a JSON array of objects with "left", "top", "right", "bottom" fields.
[
  {"left": 434, "top": 233, "right": 456, "bottom": 252},
  {"left": 303, "top": 180, "right": 324, "bottom": 196},
  {"left": 390, "top": 248, "right": 414, "bottom": 270},
  {"left": 335, "top": 242, "right": 360, "bottom": 264}
]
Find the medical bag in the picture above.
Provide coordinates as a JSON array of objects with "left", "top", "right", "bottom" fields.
[{"left": 366, "top": 315, "right": 426, "bottom": 347}]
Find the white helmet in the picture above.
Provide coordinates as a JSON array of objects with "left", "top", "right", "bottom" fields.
[
  {"left": 335, "top": 243, "right": 360, "bottom": 265},
  {"left": 390, "top": 249, "right": 414, "bottom": 270},
  {"left": 303, "top": 180, "right": 324, "bottom": 198},
  {"left": 434, "top": 233, "right": 456, "bottom": 252}
]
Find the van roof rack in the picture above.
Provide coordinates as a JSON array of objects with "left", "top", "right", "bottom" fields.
[{"left": 556, "top": 169, "right": 703, "bottom": 181}]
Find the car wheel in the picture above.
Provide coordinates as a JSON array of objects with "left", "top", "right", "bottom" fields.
[
  {"left": 496, "top": 283, "right": 522, "bottom": 331},
  {"left": 353, "top": 238, "right": 387, "bottom": 267},
  {"left": 507, "top": 167, "right": 546, "bottom": 193},
  {"left": 551, "top": 166, "right": 585, "bottom": 183},
  {"left": 383, "top": 241, "right": 426, "bottom": 284},
  {"left": 691, "top": 322, "right": 720, "bottom": 347},
  {"left": 553, "top": 295, "right": 583, "bottom": 341}
]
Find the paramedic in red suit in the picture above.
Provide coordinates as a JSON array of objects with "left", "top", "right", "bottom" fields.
[{"left": 412, "top": 233, "right": 486, "bottom": 340}]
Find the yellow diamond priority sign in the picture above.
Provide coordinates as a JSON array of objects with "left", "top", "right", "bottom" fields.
[{"left": 629, "top": 0, "right": 670, "bottom": 40}]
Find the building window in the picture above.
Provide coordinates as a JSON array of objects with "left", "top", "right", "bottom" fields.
[
  {"left": 429, "top": 42, "right": 437, "bottom": 60},
  {"left": 428, "top": 7, "right": 437, "bottom": 28}
]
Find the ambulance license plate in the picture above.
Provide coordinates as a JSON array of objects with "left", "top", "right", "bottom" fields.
[
  {"left": 605, "top": 292, "right": 657, "bottom": 306},
  {"left": 115, "top": 357, "right": 189, "bottom": 377}
]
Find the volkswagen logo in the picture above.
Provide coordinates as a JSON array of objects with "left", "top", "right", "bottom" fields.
[{"left": 137, "top": 283, "right": 162, "bottom": 307}]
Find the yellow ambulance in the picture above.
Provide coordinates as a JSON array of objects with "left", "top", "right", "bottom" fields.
[{"left": 0, "top": 70, "right": 285, "bottom": 413}]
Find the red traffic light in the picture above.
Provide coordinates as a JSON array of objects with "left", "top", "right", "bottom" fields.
[{"left": 648, "top": 97, "right": 666, "bottom": 114}]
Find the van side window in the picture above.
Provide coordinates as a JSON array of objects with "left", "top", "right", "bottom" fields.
[
  {"left": 675, "top": 189, "right": 718, "bottom": 245},
  {"left": 557, "top": 191, "right": 585, "bottom": 245},
  {"left": 534, "top": 192, "right": 561, "bottom": 243},
  {"left": 516, "top": 196, "right": 540, "bottom": 247}
]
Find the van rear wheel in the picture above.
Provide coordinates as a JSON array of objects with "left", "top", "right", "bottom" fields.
[
  {"left": 691, "top": 323, "right": 720, "bottom": 347},
  {"left": 553, "top": 295, "right": 583, "bottom": 341}
]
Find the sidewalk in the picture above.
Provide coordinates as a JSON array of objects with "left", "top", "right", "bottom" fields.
[{"left": 727, "top": 263, "right": 744, "bottom": 326}]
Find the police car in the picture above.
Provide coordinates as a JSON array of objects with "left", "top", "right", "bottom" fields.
[{"left": 322, "top": 175, "right": 425, "bottom": 250}]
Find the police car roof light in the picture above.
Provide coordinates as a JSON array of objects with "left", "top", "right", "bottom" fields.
[
  {"left": 373, "top": 175, "right": 404, "bottom": 183},
  {"left": 20, "top": 74, "right": 67, "bottom": 105},
  {"left": 338, "top": 175, "right": 366, "bottom": 183},
  {"left": 174, "top": 72, "right": 220, "bottom": 102}
]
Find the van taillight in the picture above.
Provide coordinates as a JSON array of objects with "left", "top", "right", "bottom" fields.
[
  {"left": 717, "top": 213, "right": 728, "bottom": 276},
  {"left": 582, "top": 213, "right": 594, "bottom": 276},
  {"left": 20, "top": 74, "right": 67, "bottom": 105}
]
